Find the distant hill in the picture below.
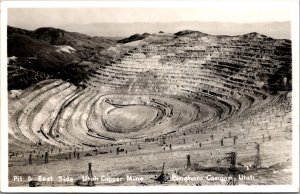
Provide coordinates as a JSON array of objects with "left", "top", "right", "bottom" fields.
[
  {"left": 117, "top": 33, "right": 150, "bottom": 44},
  {"left": 60, "top": 21, "right": 291, "bottom": 39},
  {"left": 8, "top": 26, "right": 116, "bottom": 60}
]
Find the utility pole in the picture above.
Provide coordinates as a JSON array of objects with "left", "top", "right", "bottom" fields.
[
  {"left": 253, "top": 143, "right": 262, "bottom": 168},
  {"left": 225, "top": 152, "right": 239, "bottom": 185},
  {"left": 44, "top": 151, "right": 49, "bottom": 164},
  {"left": 186, "top": 155, "right": 191, "bottom": 169},
  {"left": 154, "top": 163, "right": 170, "bottom": 184},
  {"left": 29, "top": 152, "right": 32, "bottom": 165},
  {"left": 87, "top": 163, "right": 95, "bottom": 186}
]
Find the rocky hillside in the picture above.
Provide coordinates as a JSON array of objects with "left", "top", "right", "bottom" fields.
[
  {"left": 7, "top": 26, "right": 117, "bottom": 89},
  {"left": 86, "top": 30, "right": 292, "bottom": 94},
  {"left": 8, "top": 26, "right": 291, "bottom": 93}
]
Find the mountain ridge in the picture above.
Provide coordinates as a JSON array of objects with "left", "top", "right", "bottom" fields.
[{"left": 58, "top": 21, "right": 291, "bottom": 39}]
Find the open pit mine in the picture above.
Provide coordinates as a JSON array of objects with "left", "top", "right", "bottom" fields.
[{"left": 7, "top": 27, "right": 292, "bottom": 186}]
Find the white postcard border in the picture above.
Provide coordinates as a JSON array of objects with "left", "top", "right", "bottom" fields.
[{"left": 1, "top": 0, "right": 299, "bottom": 192}]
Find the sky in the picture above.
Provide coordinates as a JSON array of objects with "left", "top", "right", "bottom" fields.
[{"left": 7, "top": 1, "right": 292, "bottom": 30}]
